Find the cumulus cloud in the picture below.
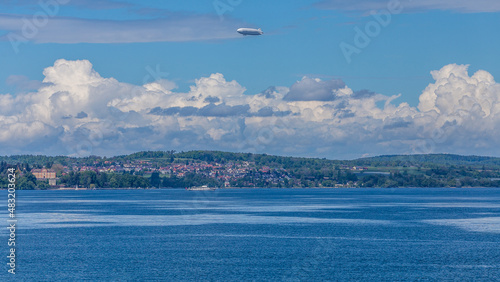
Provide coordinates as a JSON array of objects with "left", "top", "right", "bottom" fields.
[
  {"left": 314, "top": 0, "right": 500, "bottom": 13},
  {"left": 75, "top": 111, "right": 88, "bottom": 119},
  {"left": 149, "top": 104, "right": 292, "bottom": 118},
  {"left": 1, "top": 59, "right": 500, "bottom": 158},
  {"left": 284, "top": 77, "right": 345, "bottom": 101},
  {"left": 414, "top": 64, "right": 500, "bottom": 155},
  {"left": 351, "top": 89, "right": 377, "bottom": 99}
]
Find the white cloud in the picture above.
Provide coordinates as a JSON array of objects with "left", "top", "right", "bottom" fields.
[
  {"left": 2, "top": 59, "right": 500, "bottom": 158},
  {"left": 419, "top": 64, "right": 498, "bottom": 116},
  {"left": 0, "top": 13, "right": 246, "bottom": 43},
  {"left": 283, "top": 77, "right": 345, "bottom": 101}
]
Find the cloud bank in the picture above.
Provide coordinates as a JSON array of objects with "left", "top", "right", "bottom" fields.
[{"left": 2, "top": 59, "right": 500, "bottom": 159}]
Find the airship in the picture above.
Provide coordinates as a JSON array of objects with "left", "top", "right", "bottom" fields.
[{"left": 237, "top": 28, "right": 263, "bottom": 36}]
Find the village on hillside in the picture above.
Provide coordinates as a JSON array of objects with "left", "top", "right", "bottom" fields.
[{"left": 1, "top": 151, "right": 500, "bottom": 189}]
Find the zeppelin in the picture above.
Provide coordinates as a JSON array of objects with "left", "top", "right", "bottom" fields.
[{"left": 237, "top": 28, "right": 264, "bottom": 36}]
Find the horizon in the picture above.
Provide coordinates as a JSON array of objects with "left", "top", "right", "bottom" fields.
[{"left": 1, "top": 1, "right": 500, "bottom": 159}]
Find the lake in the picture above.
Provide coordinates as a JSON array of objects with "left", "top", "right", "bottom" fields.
[{"left": 1, "top": 188, "right": 500, "bottom": 281}]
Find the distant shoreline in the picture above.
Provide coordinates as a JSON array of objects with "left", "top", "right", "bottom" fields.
[
  {"left": 4, "top": 151, "right": 500, "bottom": 190},
  {"left": 4, "top": 186, "right": 496, "bottom": 191}
]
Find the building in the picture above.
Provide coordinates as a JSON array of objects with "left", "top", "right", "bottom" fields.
[{"left": 32, "top": 168, "right": 56, "bottom": 179}]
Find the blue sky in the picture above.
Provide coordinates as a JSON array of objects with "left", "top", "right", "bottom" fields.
[{"left": 1, "top": 0, "right": 500, "bottom": 158}]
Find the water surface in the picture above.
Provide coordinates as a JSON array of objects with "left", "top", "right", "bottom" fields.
[{"left": 1, "top": 188, "right": 499, "bottom": 281}]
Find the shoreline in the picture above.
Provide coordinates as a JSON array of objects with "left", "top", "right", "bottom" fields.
[{"left": 3, "top": 186, "right": 497, "bottom": 191}]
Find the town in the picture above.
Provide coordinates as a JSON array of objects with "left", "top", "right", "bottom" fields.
[{"left": 1, "top": 151, "right": 500, "bottom": 189}]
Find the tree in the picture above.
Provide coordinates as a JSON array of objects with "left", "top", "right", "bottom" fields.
[
  {"left": 25, "top": 172, "right": 37, "bottom": 183},
  {"left": 17, "top": 172, "right": 37, "bottom": 190},
  {"left": 150, "top": 172, "right": 161, "bottom": 188},
  {"left": 108, "top": 176, "right": 119, "bottom": 188},
  {"left": 18, "top": 178, "right": 36, "bottom": 190},
  {"left": 98, "top": 173, "right": 108, "bottom": 187}
]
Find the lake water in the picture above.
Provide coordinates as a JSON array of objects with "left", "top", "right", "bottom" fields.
[{"left": 1, "top": 188, "right": 500, "bottom": 281}]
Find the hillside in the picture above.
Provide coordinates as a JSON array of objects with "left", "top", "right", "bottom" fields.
[
  {"left": 1, "top": 151, "right": 500, "bottom": 189},
  {"left": 354, "top": 154, "right": 500, "bottom": 168}
]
